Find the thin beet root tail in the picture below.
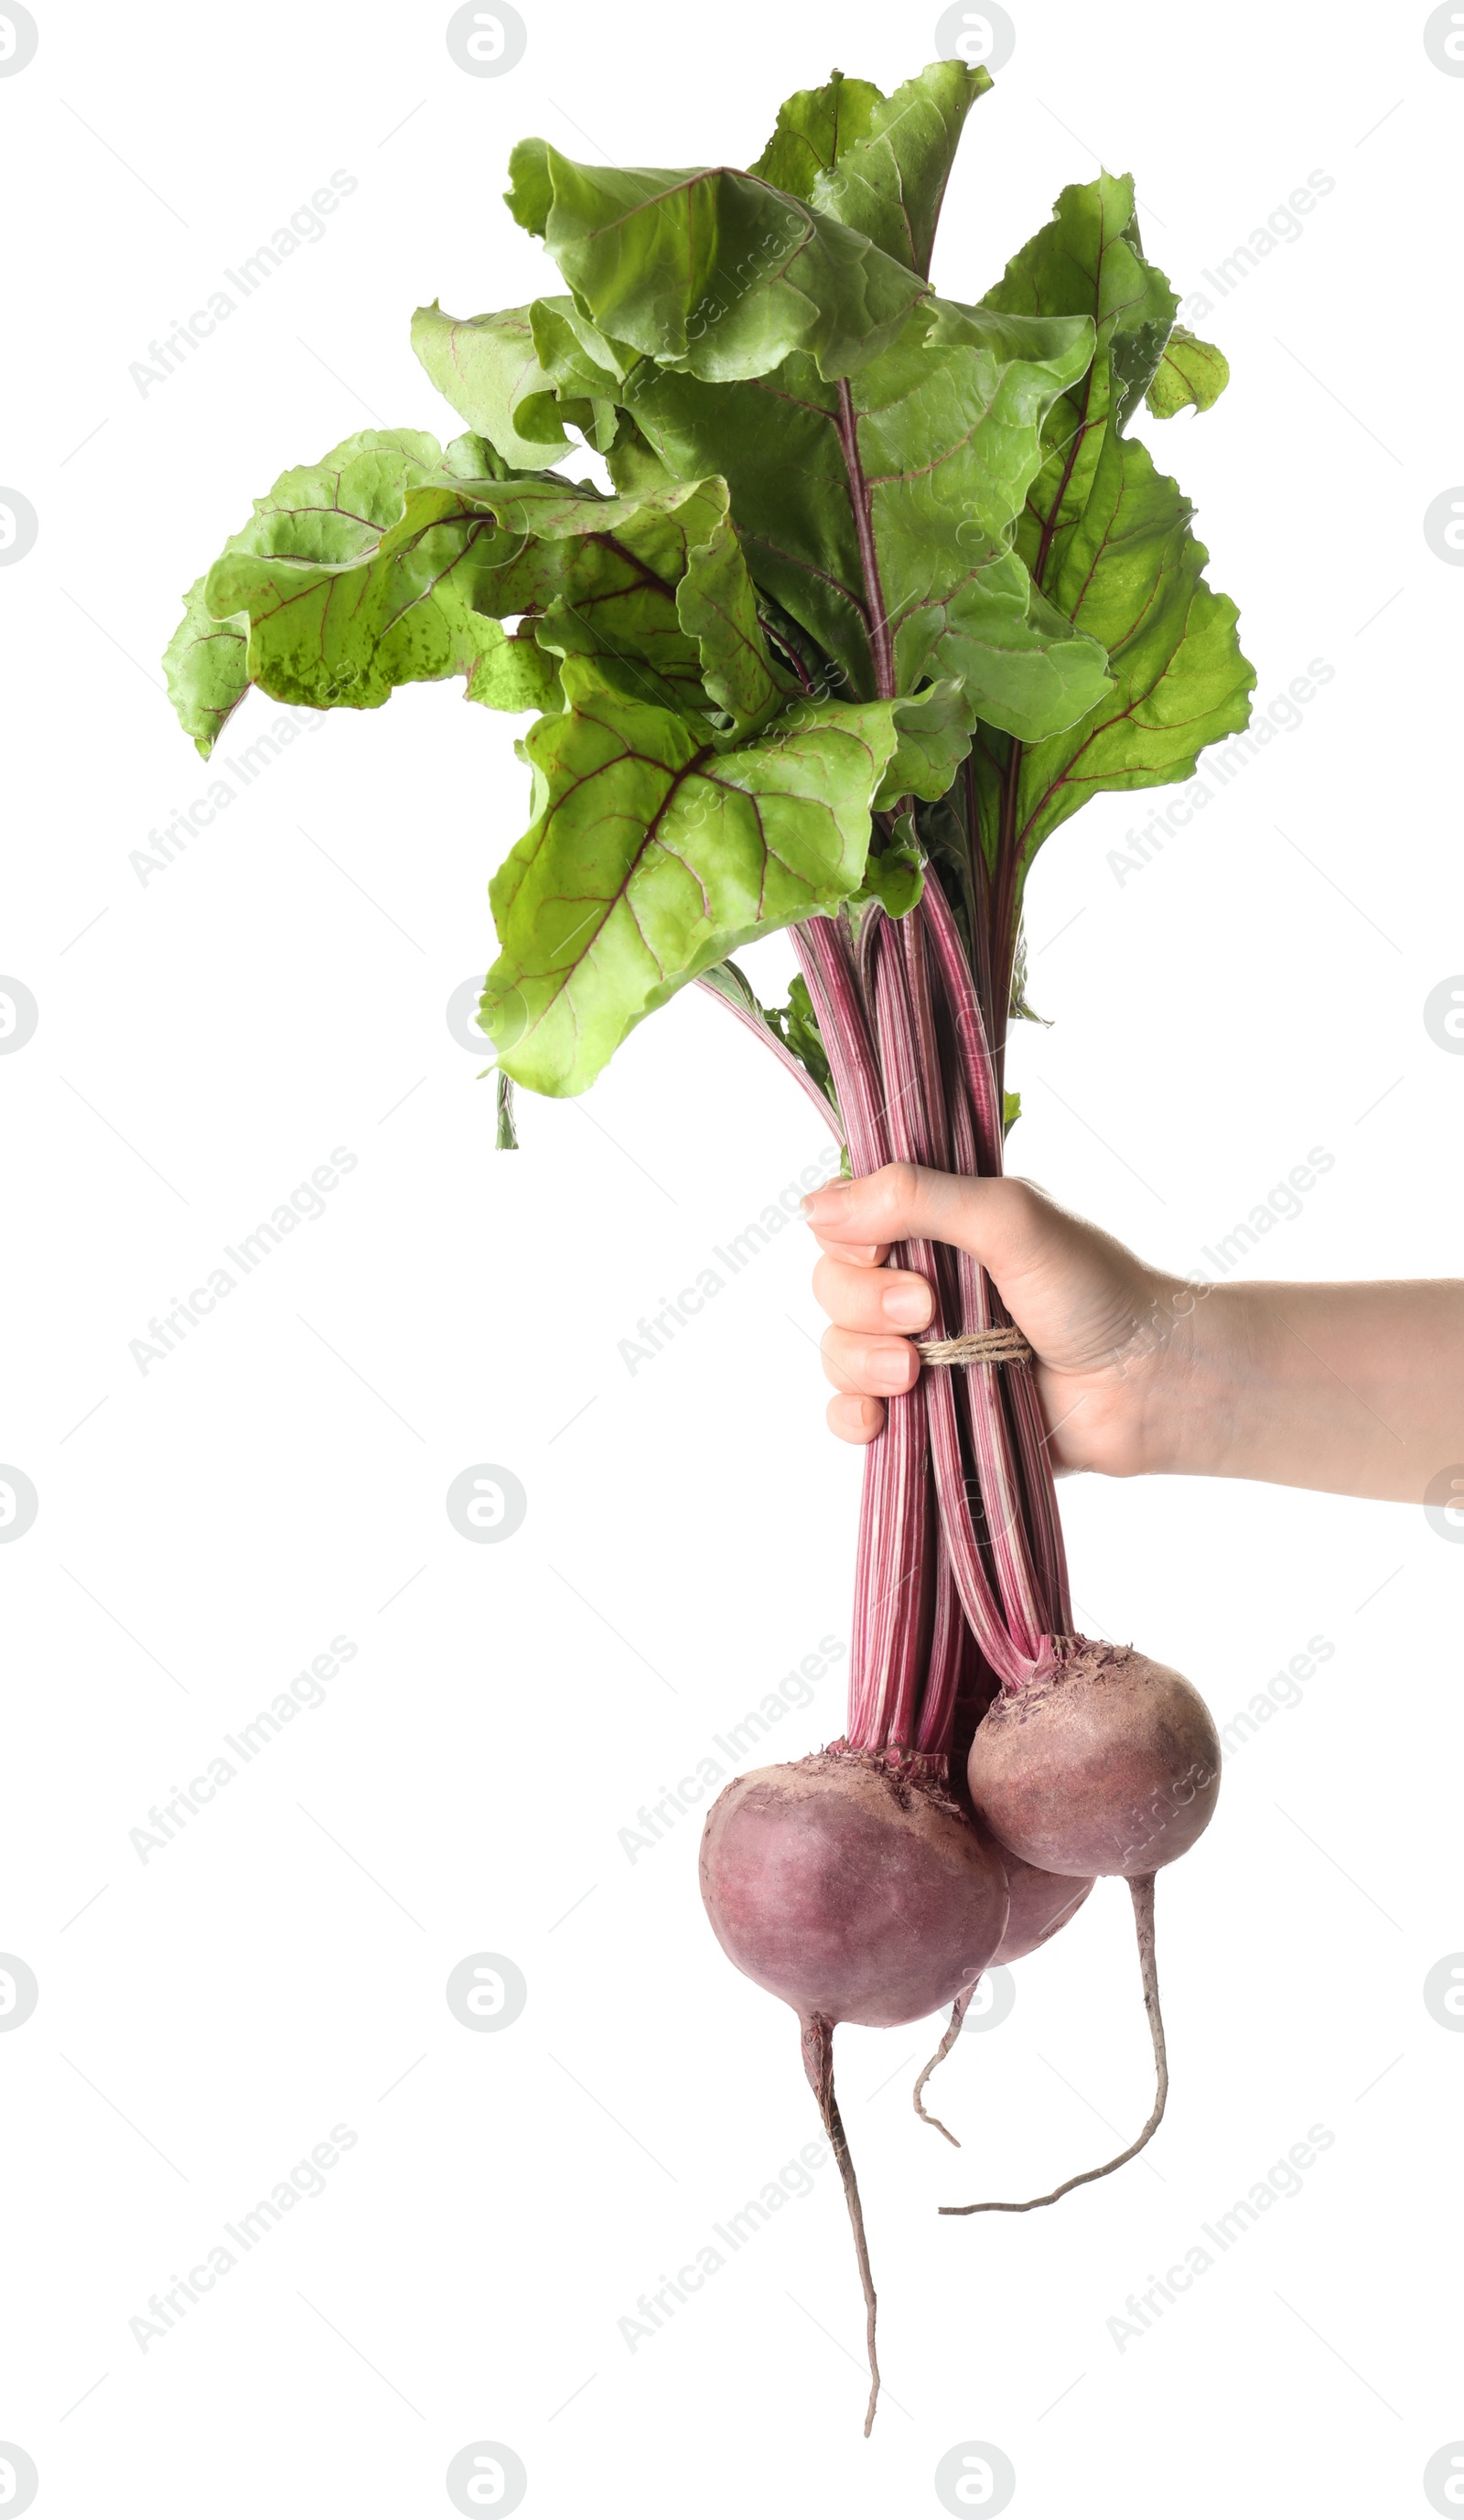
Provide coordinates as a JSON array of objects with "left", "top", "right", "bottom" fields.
[
  {"left": 941, "top": 1874, "right": 1168, "bottom": 2217},
  {"left": 912, "top": 1981, "right": 977, "bottom": 2147},
  {"left": 801, "top": 2010, "right": 880, "bottom": 2436}
]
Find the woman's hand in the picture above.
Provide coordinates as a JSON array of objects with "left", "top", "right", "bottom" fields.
[
  {"left": 802, "top": 1162, "right": 1464, "bottom": 1503},
  {"left": 802, "top": 1163, "right": 1211, "bottom": 1480}
]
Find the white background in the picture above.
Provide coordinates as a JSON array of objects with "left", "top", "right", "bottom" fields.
[{"left": 2, "top": 1, "right": 1462, "bottom": 2513}]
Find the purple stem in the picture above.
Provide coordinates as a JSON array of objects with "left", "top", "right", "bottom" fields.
[
  {"left": 834, "top": 381, "right": 897, "bottom": 701},
  {"left": 793, "top": 918, "right": 924, "bottom": 1743},
  {"left": 785, "top": 845, "right": 1077, "bottom": 1739},
  {"left": 797, "top": 894, "right": 1064, "bottom": 1728},
  {"left": 1006, "top": 1362, "right": 1073, "bottom": 1639},
  {"left": 793, "top": 915, "right": 887, "bottom": 1166},
  {"left": 921, "top": 874, "right": 1070, "bottom": 1653},
  {"left": 914, "top": 1492, "right": 968, "bottom": 1758},
  {"left": 873, "top": 920, "right": 1042, "bottom": 1687},
  {"left": 865, "top": 923, "right": 950, "bottom": 1746},
  {"left": 919, "top": 875, "right": 1002, "bottom": 1175}
]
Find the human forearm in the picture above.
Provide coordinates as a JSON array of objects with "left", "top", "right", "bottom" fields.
[{"left": 1146, "top": 1278, "right": 1464, "bottom": 1502}]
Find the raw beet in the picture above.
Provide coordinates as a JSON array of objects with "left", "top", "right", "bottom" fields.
[
  {"left": 701, "top": 1743, "right": 1008, "bottom": 2429},
  {"left": 945, "top": 1642, "right": 1220, "bottom": 2221},
  {"left": 994, "top": 1847, "right": 1094, "bottom": 1963},
  {"left": 700, "top": 1747, "right": 1008, "bottom": 2028},
  {"left": 968, "top": 1642, "right": 1222, "bottom": 1879}
]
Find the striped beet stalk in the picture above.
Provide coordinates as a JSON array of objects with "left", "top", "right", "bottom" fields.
[{"left": 792, "top": 869, "right": 1071, "bottom": 1775}]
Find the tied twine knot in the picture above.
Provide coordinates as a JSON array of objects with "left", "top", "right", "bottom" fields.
[{"left": 915, "top": 1325, "right": 1033, "bottom": 1367}]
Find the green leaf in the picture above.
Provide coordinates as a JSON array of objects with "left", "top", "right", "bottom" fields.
[
  {"left": 488, "top": 473, "right": 783, "bottom": 726},
  {"left": 411, "top": 300, "right": 573, "bottom": 468},
  {"left": 164, "top": 575, "right": 250, "bottom": 758},
  {"left": 629, "top": 305, "right": 1110, "bottom": 736},
  {"left": 164, "top": 428, "right": 491, "bottom": 753},
  {"left": 876, "top": 679, "right": 977, "bottom": 807},
  {"left": 1003, "top": 1088, "right": 1021, "bottom": 1133},
  {"left": 502, "top": 138, "right": 931, "bottom": 382},
  {"left": 604, "top": 413, "right": 680, "bottom": 499},
  {"left": 482, "top": 657, "right": 905, "bottom": 1093},
  {"left": 763, "top": 969, "right": 836, "bottom": 1103},
  {"left": 811, "top": 61, "right": 991, "bottom": 278},
  {"left": 529, "top": 296, "right": 636, "bottom": 399},
  {"left": 199, "top": 433, "right": 535, "bottom": 722},
  {"left": 983, "top": 170, "right": 1178, "bottom": 500},
  {"left": 673, "top": 511, "right": 789, "bottom": 738},
  {"left": 857, "top": 809, "right": 925, "bottom": 916},
  {"left": 752, "top": 69, "right": 884, "bottom": 199},
  {"left": 524, "top": 296, "right": 637, "bottom": 450},
  {"left": 968, "top": 405, "right": 1254, "bottom": 893},
  {"left": 1028, "top": 428, "right": 1254, "bottom": 826},
  {"left": 173, "top": 436, "right": 785, "bottom": 746},
  {"left": 502, "top": 136, "right": 556, "bottom": 235},
  {"left": 467, "top": 630, "right": 563, "bottom": 713},
  {"left": 963, "top": 176, "right": 1252, "bottom": 924},
  {"left": 1145, "top": 324, "right": 1230, "bottom": 417},
  {"left": 752, "top": 61, "right": 990, "bottom": 278}
]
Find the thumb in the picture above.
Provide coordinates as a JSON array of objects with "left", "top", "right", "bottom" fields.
[{"left": 802, "top": 1162, "right": 1052, "bottom": 1286}]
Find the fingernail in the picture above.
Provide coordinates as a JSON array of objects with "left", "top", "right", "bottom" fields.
[
  {"left": 871, "top": 1342, "right": 916, "bottom": 1392},
  {"left": 882, "top": 1281, "right": 931, "bottom": 1329},
  {"left": 801, "top": 1180, "right": 850, "bottom": 1220}
]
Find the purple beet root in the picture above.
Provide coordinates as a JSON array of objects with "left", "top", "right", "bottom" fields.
[
  {"left": 700, "top": 1746, "right": 1007, "bottom": 2429},
  {"left": 995, "top": 1848, "right": 1094, "bottom": 1963},
  {"left": 967, "top": 1642, "right": 1221, "bottom": 1881},
  {"left": 700, "top": 1747, "right": 1008, "bottom": 2028},
  {"left": 944, "top": 1642, "right": 1221, "bottom": 2217}
]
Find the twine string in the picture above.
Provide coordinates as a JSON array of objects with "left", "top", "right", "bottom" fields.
[{"left": 915, "top": 1326, "right": 1033, "bottom": 1367}]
